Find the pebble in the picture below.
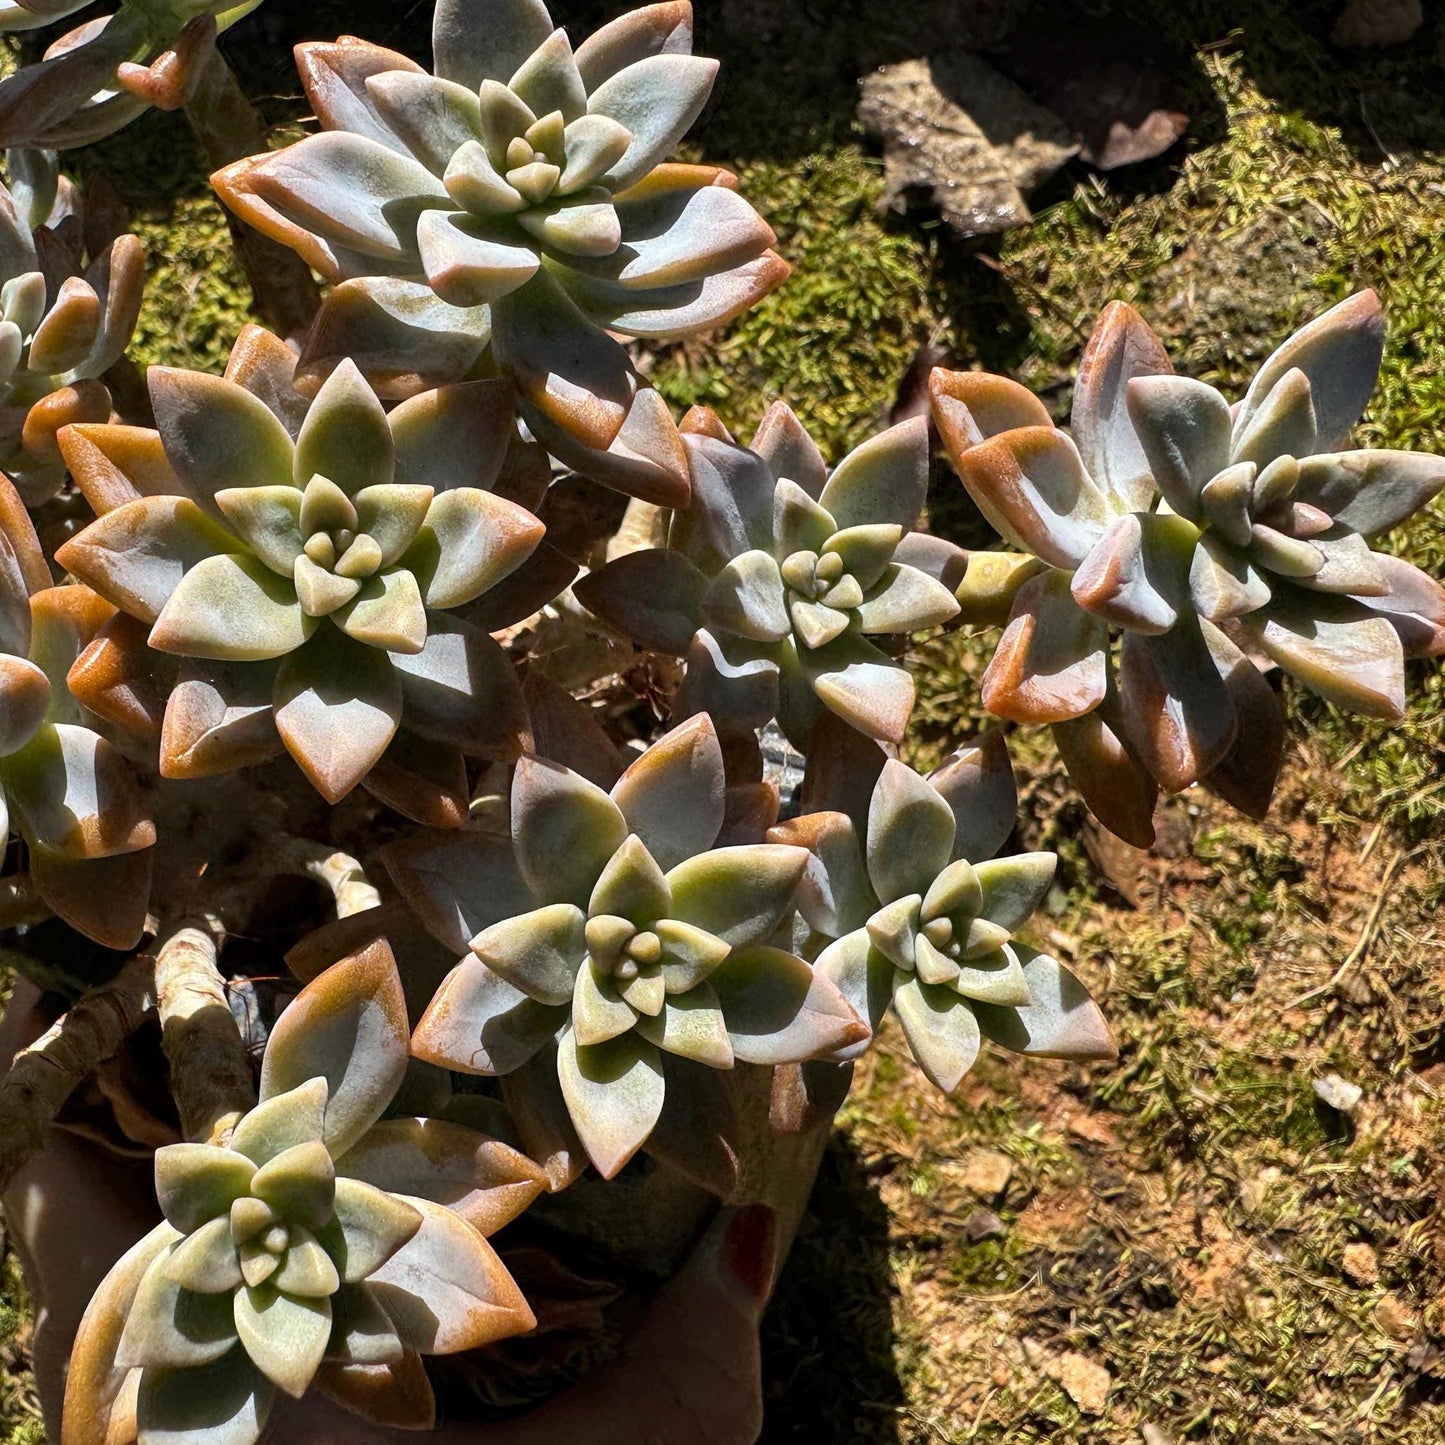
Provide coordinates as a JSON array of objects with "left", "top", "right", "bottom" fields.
[{"left": 1342, "top": 1242, "right": 1380, "bottom": 1285}]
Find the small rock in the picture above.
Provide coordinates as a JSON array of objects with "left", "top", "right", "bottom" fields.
[
  {"left": 1313, "top": 1073, "right": 1363, "bottom": 1113},
  {"left": 1067, "top": 1111, "right": 1118, "bottom": 1147},
  {"left": 959, "top": 1148, "right": 1014, "bottom": 1198},
  {"left": 1141, "top": 1427, "right": 1175, "bottom": 1445},
  {"left": 1374, "top": 1292, "right": 1418, "bottom": 1340},
  {"left": 962, "top": 1207, "right": 1006, "bottom": 1241},
  {"left": 1332, "top": 0, "right": 1423, "bottom": 46},
  {"left": 1238, "top": 1165, "right": 1282, "bottom": 1215},
  {"left": 1343, "top": 1242, "right": 1380, "bottom": 1286},
  {"left": 1057, "top": 1351, "right": 1112, "bottom": 1415}
]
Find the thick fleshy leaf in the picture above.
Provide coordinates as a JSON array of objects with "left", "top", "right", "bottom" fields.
[
  {"left": 229, "top": 1079, "right": 328, "bottom": 1168},
  {"left": 667, "top": 844, "right": 806, "bottom": 949},
  {"left": 473, "top": 903, "right": 587, "bottom": 1006},
  {"left": 326, "top": 1177, "right": 424, "bottom": 1283},
  {"left": 927, "top": 730, "right": 1018, "bottom": 864},
  {"left": 929, "top": 367, "right": 1053, "bottom": 454},
  {"left": 672, "top": 626, "right": 780, "bottom": 738},
  {"left": 747, "top": 399, "right": 825, "bottom": 497},
  {"left": 1233, "top": 366, "right": 1317, "bottom": 468},
  {"left": 368, "top": 1194, "right": 535, "bottom": 1349},
  {"left": 149, "top": 552, "right": 313, "bottom": 661},
  {"left": 1356, "top": 554, "right": 1445, "bottom": 658},
  {"left": 213, "top": 486, "right": 305, "bottom": 574},
  {"left": 574, "top": 547, "right": 706, "bottom": 653},
  {"left": 571, "top": 957, "right": 638, "bottom": 1046},
  {"left": 817, "top": 417, "right": 927, "bottom": 533},
  {"left": 158, "top": 657, "right": 284, "bottom": 779},
  {"left": 866, "top": 894, "right": 920, "bottom": 970},
  {"left": 294, "top": 358, "right": 395, "bottom": 493},
  {"left": 295, "top": 38, "right": 426, "bottom": 150},
  {"left": 383, "top": 828, "right": 532, "bottom": 954},
  {"left": 405, "top": 486, "right": 543, "bottom": 608},
  {"left": 952, "top": 550, "right": 1048, "bottom": 628},
  {"left": 337, "top": 1119, "right": 546, "bottom": 1234},
  {"left": 855, "top": 561, "right": 959, "bottom": 633},
  {"left": 684, "top": 433, "right": 777, "bottom": 559},
  {"left": 589, "top": 834, "right": 671, "bottom": 924},
  {"left": 955, "top": 427, "right": 1111, "bottom": 569},
  {"left": 893, "top": 975, "right": 980, "bottom": 1092},
  {"left": 261, "top": 940, "right": 410, "bottom": 1157},
  {"left": 317, "top": 1349, "right": 436, "bottom": 1428},
  {"left": 273, "top": 632, "right": 402, "bottom": 802},
  {"left": 1293, "top": 449, "right": 1445, "bottom": 539},
  {"left": 866, "top": 759, "right": 956, "bottom": 904},
  {"left": 163, "top": 1216, "right": 244, "bottom": 1295},
  {"left": 1200, "top": 621, "right": 1286, "bottom": 819},
  {"left": 155, "top": 1143, "right": 256, "bottom": 1234},
  {"left": 710, "top": 945, "right": 868, "bottom": 1065},
  {"left": 1241, "top": 591, "right": 1405, "bottom": 719},
  {"left": 234, "top": 1285, "right": 332, "bottom": 1397},
  {"left": 135, "top": 1350, "right": 275, "bottom": 1445},
  {"left": 769, "top": 809, "right": 875, "bottom": 938},
  {"left": 609, "top": 712, "right": 725, "bottom": 869},
  {"left": 274, "top": 1226, "right": 343, "bottom": 1298},
  {"left": 587, "top": 52, "right": 718, "bottom": 190},
  {"left": 1124, "top": 374, "right": 1231, "bottom": 521},
  {"left": 975, "top": 853, "right": 1056, "bottom": 932},
  {"left": 654, "top": 916, "right": 734, "bottom": 994},
  {"left": 412, "top": 953, "right": 568, "bottom": 1075},
  {"left": 1233, "top": 290, "right": 1384, "bottom": 455},
  {"left": 116, "top": 1244, "right": 238, "bottom": 1370},
  {"left": 512, "top": 755, "right": 629, "bottom": 907},
  {"left": 335, "top": 568, "right": 428, "bottom": 653},
  {"left": 434, "top": 0, "right": 553, "bottom": 88},
  {"left": 324, "top": 1283, "right": 406, "bottom": 1366},
  {"left": 972, "top": 946, "right": 1116, "bottom": 1060},
  {"left": 1189, "top": 531, "right": 1271, "bottom": 621},
  {"left": 1071, "top": 300, "right": 1173, "bottom": 512},
  {"left": 388, "top": 376, "right": 513, "bottom": 494},
  {"left": 416, "top": 208, "right": 540, "bottom": 307},
  {"left": 56, "top": 495, "right": 240, "bottom": 624},
  {"left": 795, "top": 632, "right": 915, "bottom": 746},
  {"left": 555, "top": 1026, "right": 664, "bottom": 1177},
  {"left": 1117, "top": 618, "right": 1237, "bottom": 792},
  {"left": 1052, "top": 704, "right": 1158, "bottom": 849},
  {"left": 575, "top": 1, "right": 693, "bottom": 90},
  {"left": 702, "top": 548, "right": 791, "bottom": 642},
  {"left": 814, "top": 930, "right": 893, "bottom": 1059},
  {"left": 367, "top": 70, "right": 486, "bottom": 175},
  {"left": 982, "top": 570, "right": 1108, "bottom": 725},
  {"left": 773, "top": 478, "right": 836, "bottom": 559},
  {"left": 634, "top": 983, "right": 734, "bottom": 1067},
  {"left": 1071, "top": 510, "right": 1198, "bottom": 635},
  {"left": 250, "top": 1141, "right": 336, "bottom": 1233}
]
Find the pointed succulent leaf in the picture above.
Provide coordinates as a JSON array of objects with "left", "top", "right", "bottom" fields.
[
  {"left": 929, "top": 368, "right": 1053, "bottom": 453},
  {"left": 405, "top": 486, "right": 544, "bottom": 609},
  {"left": 774, "top": 477, "right": 836, "bottom": 558},
  {"left": 710, "top": 944, "right": 867, "bottom": 1065},
  {"left": 1293, "top": 449, "right": 1445, "bottom": 539},
  {"left": 683, "top": 433, "right": 777, "bottom": 558},
  {"left": 667, "top": 844, "right": 806, "bottom": 950},
  {"left": 117, "top": 1249, "right": 238, "bottom": 1369},
  {"left": 974, "top": 853, "right": 1056, "bottom": 933},
  {"left": 573, "top": 547, "right": 706, "bottom": 653},
  {"left": 416, "top": 209, "right": 540, "bottom": 308},
  {"left": 155, "top": 1143, "right": 256, "bottom": 1234},
  {"left": 163, "top": 1216, "right": 243, "bottom": 1295},
  {"left": 1124, "top": 373, "right": 1231, "bottom": 521},
  {"left": 701, "top": 548, "right": 790, "bottom": 642},
  {"left": 149, "top": 552, "right": 313, "bottom": 661},
  {"left": 818, "top": 416, "right": 928, "bottom": 533},
  {"left": 569, "top": 955, "right": 635, "bottom": 1046},
  {"left": 1355, "top": 554, "right": 1445, "bottom": 658},
  {"left": 893, "top": 975, "right": 981, "bottom": 1092},
  {"left": 1233, "top": 365, "right": 1317, "bottom": 468},
  {"left": 234, "top": 1284, "right": 332, "bottom": 1398},
  {"left": 324, "top": 1283, "right": 406, "bottom": 1365},
  {"left": 366, "top": 70, "right": 486, "bottom": 175},
  {"left": 589, "top": 835, "right": 671, "bottom": 925},
  {"left": 335, "top": 568, "right": 428, "bottom": 654},
  {"left": 609, "top": 712, "right": 725, "bottom": 869},
  {"left": 295, "top": 38, "right": 426, "bottom": 150},
  {"left": 412, "top": 955, "right": 568, "bottom": 1076},
  {"left": 814, "top": 930, "right": 893, "bottom": 1059},
  {"left": 1234, "top": 290, "right": 1384, "bottom": 454},
  {"left": 866, "top": 759, "right": 956, "bottom": 904},
  {"left": 472, "top": 904, "right": 587, "bottom": 1007},
  {"left": 920, "top": 857, "right": 983, "bottom": 923},
  {"left": 855, "top": 561, "right": 959, "bottom": 634},
  {"left": 383, "top": 828, "right": 533, "bottom": 954},
  {"left": 586, "top": 53, "right": 718, "bottom": 191},
  {"left": 750, "top": 399, "right": 827, "bottom": 496},
  {"left": 294, "top": 359, "right": 395, "bottom": 493},
  {"left": 1200, "top": 620, "right": 1286, "bottom": 819},
  {"left": 767, "top": 809, "right": 875, "bottom": 938},
  {"left": 555, "top": 1026, "right": 664, "bottom": 1177},
  {"left": 250, "top": 1141, "right": 336, "bottom": 1233},
  {"left": 1052, "top": 703, "right": 1158, "bottom": 849},
  {"left": 926, "top": 731, "right": 1018, "bottom": 864},
  {"left": 134, "top": 1348, "right": 275, "bottom": 1445},
  {"left": 212, "top": 485, "right": 305, "bottom": 575},
  {"left": 793, "top": 632, "right": 915, "bottom": 746},
  {"left": 229, "top": 1079, "right": 328, "bottom": 1167},
  {"left": 866, "top": 894, "right": 921, "bottom": 970},
  {"left": 1073, "top": 510, "right": 1198, "bottom": 635},
  {"left": 972, "top": 945, "right": 1116, "bottom": 1060},
  {"left": 433, "top": 0, "right": 553, "bottom": 88},
  {"left": 512, "top": 755, "right": 629, "bottom": 907},
  {"left": 327, "top": 1177, "right": 423, "bottom": 1283},
  {"left": 655, "top": 917, "right": 734, "bottom": 994},
  {"left": 274, "top": 1227, "right": 343, "bottom": 1298},
  {"left": 388, "top": 377, "right": 514, "bottom": 494},
  {"left": 953, "top": 945, "right": 1032, "bottom": 1006},
  {"left": 952, "top": 550, "right": 1049, "bottom": 628},
  {"left": 634, "top": 983, "right": 734, "bottom": 1067},
  {"left": 260, "top": 940, "right": 410, "bottom": 1158}
]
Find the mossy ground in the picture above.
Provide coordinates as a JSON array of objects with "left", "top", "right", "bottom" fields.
[{"left": 4, "top": 1, "right": 1445, "bottom": 1440}]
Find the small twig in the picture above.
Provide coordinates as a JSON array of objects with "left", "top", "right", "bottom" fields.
[
  {"left": 153, "top": 918, "right": 255, "bottom": 1143},
  {"left": 1284, "top": 848, "right": 1408, "bottom": 1010},
  {"left": 0, "top": 874, "right": 53, "bottom": 933},
  {"left": 0, "top": 956, "right": 156, "bottom": 1192},
  {"left": 280, "top": 840, "right": 382, "bottom": 920}
]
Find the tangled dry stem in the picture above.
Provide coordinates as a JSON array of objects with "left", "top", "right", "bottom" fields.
[
  {"left": 0, "top": 954, "right": 157, "bottom": 1192},
  {"left": 279, "top": 839, "right": 382, "bottom": 920},
  {"left": 152, "top": 918, "right": 256, "bottom": 1144}
]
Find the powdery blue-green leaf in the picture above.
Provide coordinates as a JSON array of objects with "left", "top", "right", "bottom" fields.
[
  {"left": 1071, "top": 511, "right": 1198, "bottom": 636},
  {"left": 982, "top": 570, "right": 1108, "bottom": 726},
  {"left": 1356, "top": 554, "right": 1445, "bottom": 658},
  {"left": 795, "top": 632, "right": 915, "bottom": 746},
  {"left": 383, "top": 828, "right": 532, "bottom": 954},
  {"left": 234, "top": 1284, "right": 332, "bottom": 1397},
  {"left": 154, "top": 1144, "right": 256, "bottom": 1234},
  {"left": 701, "top": 548, "right": 791, "bottom": 642},
  {"left": 135, "top": 1349, "right": 275, "bottom": 1445},
  {"left": 559, "top": 112, "right": 634, "bottom": 192},
  {"left": 710, "top": 944, "right": 867, "bottom": 1065},
  {"left": 1124, "top": 373, "right": 1231, "bottom": 522},
  {"left": 773, "top": 477, "right": 835, "bottom": 558},
  {"left": 260, "top": 940, "right": 411, "bottom": 1158},
  {"left": 328, "top": 1177, "right": 423, "bottom": 1284},
  {"left": 589, "top": 834, "right": 671, "bottom": 925},
  {"left": 866, "top": 759, "right": 956, "bottom": 904},
  {"left": 472, "top": 903, "right": 587, "bottom": 1006},
  {"left": 1234, "top": 290, "right": 1384, "bottom": 455},
  {"left": 352, "top": 484, "right": 435, "bottom": 567},
  {"left": 609, "top": 712, "right": 725, "bottom": 869},
  {"left": 673, "top": 627, "right": 779, "bottom": 737},
  {"left": 926, "top": 730, "right": 1018, "bottom": 864},
  {"left": 750, "top": 400, "right": 827, "bottom": 496},
  {"left": 116, "top": 1249, "right": 238, "bottom": 1370},
  {"left": 412, "top": 954, "right": 568, "bottom": 1075},
  {"left": 213, "top": 486, "right": 305, "bottom": 575},
  {"left": 920, "top": 857, "right": 982, "bottom": 923},
  {"left": 866, "top": 894, "right": 921, "bottom": 970},
  {"left": 555, "top": 1026, "right": 665, "bottom": 1177},
  {"left": 1293, "top": 449, "right": 1445, "bottom": 539},
  {"left": 296, "top": 38, "right": 426, "bottom": 152},
  {"left": 324, "top": 1282, "right": 405, "bottom": 1365},
  {"left": 406, "top": 486, "right": 543, "bottom": 609},
  {"left": 954, "top": 426, "right": 1112, "bottom": 569},
  {"left": 366, "top": 70, "right": 486, "bottom": 176},
  {"left": 335, "top": 568, "right": 428, "bottom": 654},
  {"left": 971, "top": 946, "right": 1116, "bottom": 1060},
  {"left": 768, "top": 809, "right": 875, "bottom": 938},
  {"left": 228, "top": 1079, "right": 328, "bottom": 1168},
  {"left": 163, "top": 1217, "right": 243, "bottom": 1295},
  {"left": 416, "top": 209, "right": 540, "bottom": 308},
  {"left": 930, "top": 368, "right": 1053, "bottom": 455},
  {"left": 814, "top": 930, "right": 893, "bottom": 1060},
  {"left": 975, "top": 853, "right": 1057, "bottom": 933},
  {"left": 294, "top": 358, "right": 396, "bottom": 493},
  {"left": 587, "top": 53, "right": 718, "bottom": 191},
  {"left": 149, "top": 553, "right": 313, "bottom": 662},
  {"left": 855, "top": 562, "right": 958, "bottom": 634},
  {"left": 1232, "top": 366, "right": 1317, "bottom": 468},
  {"left": 571, "top": 957, "right": 638, "bottom": 1047},
  {"left": 667, "top": 844, "right": 806, "bottom": 950},
  {"left": 509, "top": 30, "right": 587, "bottom": 123},
  {"left": 573, "top": 547, "right": 706, "bottom": 654},
  {"left": 366, "top": 1194, "right": 535, "bottom": 1350},
  {"left": 512, "top": 755, "right": 629, "bottom": 907},
  {"left": 818, "top": 416, "right": 928, "bottom": 533},
  {"left": 953, "top": 945, "right": 1032, "bottom": 1006},
  {"left": 249, "top": 1141, "right": 336, "bottom": 1232},
  {"left": 433, "top": 0, "right": 553, "bottom": 88},
  {"left": 893, "top": 975, "right": 981, "bottom": 1092},
  {"left": 684, "top": 434, "right": 777, "bottom": 560},
  {"left": 634, "top": 982, "right": 734, "bottom": 1068},
  {"left": 575, "top": 1, "right": 694, "bottom": 90},
  {"left": 273, "top": 1227, "right": 343, "bottom": 1298}
]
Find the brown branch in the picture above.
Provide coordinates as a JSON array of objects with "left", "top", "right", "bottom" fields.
[
  {"left": 281, "top": 841, "right": 382, "bottom": 920},
  {"left": 183, "top": 51, "right": 320, "bottom": 340},
  {"left": 153, "top": 919, "right": 255, "bottom": 1144},
  {"left": 0, "top": 956, "right": 156, "bottom": 1192}
]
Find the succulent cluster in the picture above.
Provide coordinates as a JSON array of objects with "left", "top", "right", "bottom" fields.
[
  {"left": 397, "top": 712, "right": 868, "bottom": 1182},
  {"left": 933, "top": 292, "right": 1445, "bottom": 844},
  {"left": 214, "top": 0, "right": 787, "bottom": 502},
  {"left": 66, "top": 944, "right": 543, "bottom": 1442},
  {"left": 577, "top": 404, "right": 967, "bottom": 748},
  {"left": 0, "top": 0, "right": 260, "bottom": 147},
  {"left": 56, "top": 326, "right": 559, "bottom": 809},
  {"left": 0, "top": 156, "right": 143, "bottom": 501}
]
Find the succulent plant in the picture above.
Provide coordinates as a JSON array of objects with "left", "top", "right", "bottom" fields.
[
  {"left": 0, "top": 475, "right": 155, "bottom": 949},
  {"left": 0, "top": 154, "right": 143, "bottom": 501},
  {"left": 931, "top": 293, "right": 1445, "bottom": 844},
  {"left": 394, "top": 711, "right": 868, "bottom": 1182},
  {"left": 212, "top": 0, "right": 788, "bottom": 504},
  {"left": 0, "top": 0, "right": 262, "bottom": 147},
  {"left": 576, "top": 404, "right": 966, "bottom": 750},
  {"left": 771, "top": 728, "right": 1115, "bottom": 1092},
  {"left": 64, "top": 941, "right": 544, "bottom": 1444},
  {"left": 54, "top": 325, "right": 564, "bottom": 809}
]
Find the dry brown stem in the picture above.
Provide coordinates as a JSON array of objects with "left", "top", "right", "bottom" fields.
[
  {"left": 0, "top": 874, "right": 54, "bottom": 933},
  {"left": 0, "top": 955, "right": 156, "bottom": 1192},
  {"left": 281, "top": 841, "right": 382, "bottom": 920},
  {"left": 153, "top": 918, "right": 255, "bottom": 1143}
]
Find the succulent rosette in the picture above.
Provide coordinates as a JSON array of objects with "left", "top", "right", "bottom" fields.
[
  {"left": 0, "top": 0, "right": 262, "bottom": 147},
  {"left": 576, "top": 404, "right": 965, "bottom": 750},
  {"left": 0, "top": 156, "right": 144, "bottom": 501},
  {"left": 931, "top": 293, "right": 1445, "bottom": 845},
  {"left": 772, "top": 729, "right": 1115, "bottom": 1093},
  {"left": 393, "top": 711, "right": 868, "bottom": 1183},
  {"left": 0, "top": 476, "right": 155, "bottom": 948},
  {"left": 54, "top": 326, "right": 564, "bottom": 810},
  {"left": 64, "top": 942, "right": 545, "bottom": 1445},
  {"left": 212, "top": 0, "right": 788, "bottom": 505}
]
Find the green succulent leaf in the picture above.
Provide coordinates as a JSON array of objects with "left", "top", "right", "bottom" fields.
[
  {"left": 711, "top": 944, "right": 867, "bottom": 1065},
  {"left": 865, "top": 760, "right": 957, "bottom": 904},
  {"left": 150, "top": 552, "right": 315, "bottom": 662},
  {"left": 588, "top": 834, "right": 671, "bottom": 925},
  {"left": 155, "top": 1144, "right": 257, "bottom": 1235},
  {"left": 609, "top": 712, "right": 725, "bottom": 870},
  {"left": 1233, "top": 366, "right": 1317, "bottom": 468},
  {"left": 571, "top": 957, "right": 637, "bottom": 1047},
  {"left": 234, "top": 1284, "right": 332, "bottom": 1398},
  {"left": 412, "top": 954, "right": 568, "bottom": 1076},
  {"left": 655, "top": 917, "right": 733, "bottom": 994},
  {"left": 634, "top": 983, "right": 734, "bottom": 1068},
  {"left": 971, "top": 945, "right": 1116, "bottom": 1061},
  {"left": 273, "top": 1226, "right": 343, "bottom": 1298},
  {"left": 893, "top": 975, "right": 981, "bottom": 1092},
  {"left": 666, "top": 843, "right": 805, "bottom": 950},
  {"left": 335, "top": 567, "right": 428, "bottom": 654},
  {"left": 974, "top": 853, "right": 1057, "bottom": 934},
  {"left": 229, "top": 1079, "right": 329, "bottom": 1168},
  {"left": 472, "top": 903, "right": 587, "bottom": 1007},
  {"left": 250, "top": 1141, "right": 337, "bottom": 1233},
  {"left": 406, "top": 486, "right": 543, "bottom": 609},
  {"left": 135, "top": 1350, "right": 275, "bottom": 1445},
  {"left": 512, "top": 755, "right": 629, "bottom": 907},
  {"left": 214, "top": 486, "right": 306, "bottom": 575},
  {"left": 586, "top": 52, "right": 719, "bottom": 191},
  {"left": 324, "top": 1282, "right": 406, "bottom": 1365},
  {"left": 163, "top": 1217, "right": 244, "bottom": 1296},
  {"left": 328, "top": 1177, "right": 423, "bottom": 1283},
  {"left": 117, "top": 1250, "right": 239, "bottom": 1370},
  {"left": 555, "top": 1025, "right": 665, "bottom": 1178}
]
